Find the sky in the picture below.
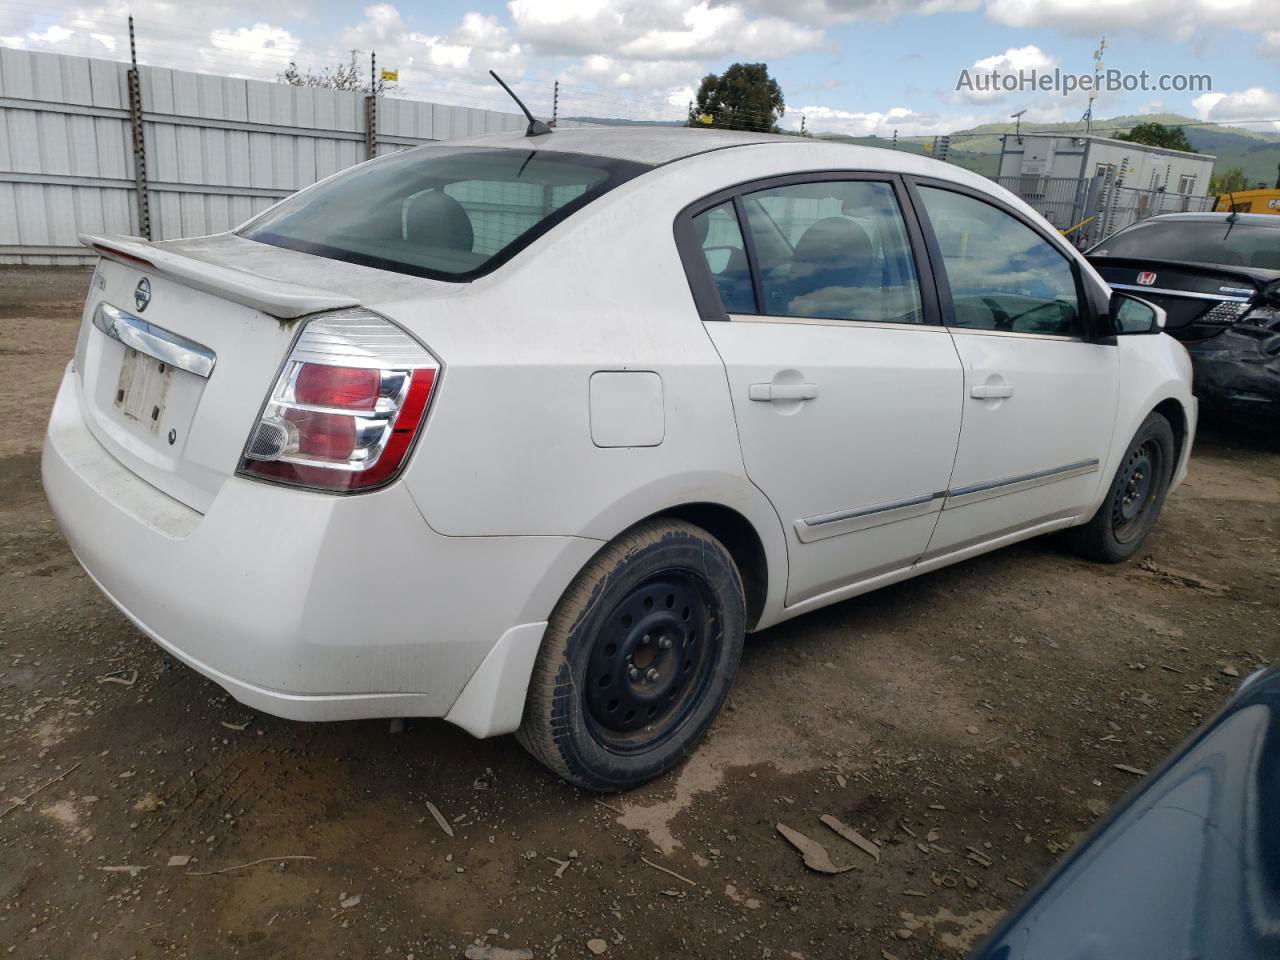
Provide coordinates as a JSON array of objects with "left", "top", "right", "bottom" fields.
[{"left": 2, "top": 0, "right": 1278, "bottom": 138}]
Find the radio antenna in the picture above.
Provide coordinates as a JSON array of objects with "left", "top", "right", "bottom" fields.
[{"left": 489, "top": 70, "right": 552, "bottom": 137}]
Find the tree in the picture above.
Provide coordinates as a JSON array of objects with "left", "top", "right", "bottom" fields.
[
  {"left": 689, "top": 62, "right": 784, "bottom": 133},
  {"left": 278, "top": 50, "right": 400, "bottom": 95},
  {"left": 1209, "top": 166, "right": 1249, "bottom": 195},
  {"left": 1114, "top": 121, "right": 1194, "bottom": 153}
]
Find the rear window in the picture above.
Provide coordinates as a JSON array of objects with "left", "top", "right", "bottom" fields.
[
  {"left": 240, "top": 146, "right": 651, "bottom": 281},
  {"left": 1092, "top": 220, "right": 1280, "bottom": 270}
]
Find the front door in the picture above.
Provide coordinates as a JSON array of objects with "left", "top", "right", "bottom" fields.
[
  {"left": 908, "top": 182, "right": 1119, "bottom": 559},
  {"left": 693, "top": 176, "right": 964, "bottom": 605}
]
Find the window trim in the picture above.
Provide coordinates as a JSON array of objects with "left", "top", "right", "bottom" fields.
[
  {"left": 902, "top": 175, "right": 1112, "bottom": 342},
  {"left": 673, "top": 170, "right": 944, "bottom": 328}
]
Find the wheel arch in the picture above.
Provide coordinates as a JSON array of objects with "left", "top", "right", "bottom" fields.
[
  {"left": 1152, "top": 396, "right": 1189, "bottom": 469},
  {"left": 640, "top": 501, "right": 770, "bottom": 630}
]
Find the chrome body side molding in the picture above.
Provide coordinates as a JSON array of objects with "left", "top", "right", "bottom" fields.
[
  {"left": 796, "top": 492, "right": 943, "bottom": 543},
  {"left": 942, "top": 459, "right": 1100, "bottom": 509},
  {"left": 796, "top": 459, "right": 1101, "bottom": 541}
]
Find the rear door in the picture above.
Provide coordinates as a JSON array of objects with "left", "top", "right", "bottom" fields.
[
  {"left": 688, "top": 174, "right": 964, "bottom": 606},
  {"left": 907, "top": 180, "right": 1119, "bottom": 558}
]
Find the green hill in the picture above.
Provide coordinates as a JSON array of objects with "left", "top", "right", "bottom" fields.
[{"left": 811, "top": 114, "right": 1280, "bottom": 186}]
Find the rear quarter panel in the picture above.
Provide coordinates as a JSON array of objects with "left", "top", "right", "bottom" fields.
[{"left": 376, "top": 148, "right": 803, "bottom": 621}]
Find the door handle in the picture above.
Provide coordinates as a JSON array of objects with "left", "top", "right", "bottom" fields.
[
  {"left": 749, "top": 383, "right": 819, "bottom": 402},
  {"left": 970, "top": 383, "right": 1014, "bottom": 399}
]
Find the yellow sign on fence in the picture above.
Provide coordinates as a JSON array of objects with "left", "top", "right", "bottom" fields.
[{"left": 380, "top": 69, "right": 399, "bottom": 82}]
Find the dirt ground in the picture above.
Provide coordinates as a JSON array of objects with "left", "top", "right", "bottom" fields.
[{"left": 2, "top": 265, "right": 1277, "bottom": 960}]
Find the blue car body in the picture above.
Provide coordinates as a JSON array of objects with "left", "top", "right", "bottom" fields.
[{"left": 973, "top": 666, "right": 1280, "bottom": 959}]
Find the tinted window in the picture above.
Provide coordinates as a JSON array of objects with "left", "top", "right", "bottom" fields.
[
  {"left": 1091, "top": 219, "right": 1280, "bottom": 270},
  {"left": 241, "top": 146, "right": 650, "bottom": 281},
  {"left": 692, "top": 202, "right": 756, "bottom": 314},
  {"left": 740, "top": 180, "right": 924, "bottom": 323},
  {"left": 919, "top": 186, "right": 1080, "bottom": 336}
]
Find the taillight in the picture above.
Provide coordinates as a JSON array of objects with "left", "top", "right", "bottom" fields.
[{"left": 237, "top": 311, "right": 439, "bottom": 493}]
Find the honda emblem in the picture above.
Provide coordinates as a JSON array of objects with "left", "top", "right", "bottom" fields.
[{"left": 1136, "top": 271, "right": 1157, "bottom": 287}]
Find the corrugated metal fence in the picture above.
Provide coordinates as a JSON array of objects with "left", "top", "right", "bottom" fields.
[{"left": 0, "top": 47, "right": 586, "bottom": 264}]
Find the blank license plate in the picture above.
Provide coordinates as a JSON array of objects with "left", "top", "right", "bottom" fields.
[{"left": 114, "top": 347, "right": 174, "bottom": 435}]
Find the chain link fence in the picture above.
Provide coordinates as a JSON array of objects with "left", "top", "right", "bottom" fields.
[{"left": 995, "top": 172, "right": 1216, "bottom": 249}]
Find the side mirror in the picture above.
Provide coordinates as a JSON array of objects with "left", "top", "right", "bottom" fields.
[{"left": 1110, "top": 292, "right": 1166, "bottom": 335}]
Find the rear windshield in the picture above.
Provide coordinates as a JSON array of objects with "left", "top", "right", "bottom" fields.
[
  {"left": 240, "top": 146, "right": 651, "bottom": 281},
  {"left": 1091, "top": 220, "right": 1280, "bottom": 270}
]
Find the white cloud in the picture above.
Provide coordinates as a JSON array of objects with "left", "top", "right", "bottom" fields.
[
  {"left": 741, "top": 0, "right": 977, "bottom": 26},
  {"left": 209, "top": 23, "right": 301, "bottom": 66},
  {"left": 0, "top": 1, "right": 317, "bottom": 81},
  {"left": 338, "top": 6, "right": 522, "bottom": 79},
  {"left": 564, "top": 54, "right": 693, "bottom": 89},
  {"left": 619, "top": 3, "right": 823, "bottom": 59},
  {"left": 1193, "top": 87, "right": 1280, "bottom": 130},
  {"left": 326, "top": 4, "right": 534, "bottom": 112},
  {"left": 508, "top": 0, "right": 823, "bottom": 59},
  {"left": 973, "top": 43, "right": 1055, "bottom": 73},
  {"left": 954, "top": 44, "right": 1056, "bottom": 103},
  {"left": 785, "top": 102, "right": 984, "bottom": 136},
  {"left": 985, "top": 0, "right": 1280, "bottom": 46},
  {"left": 30, "top": 24, "right": 75, "bottom": 43},
  {"left": 745, "top": 0, "right": 1280, "bottom": 58}
]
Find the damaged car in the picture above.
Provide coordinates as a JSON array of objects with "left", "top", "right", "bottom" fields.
[{"left": 1088, "top": 213, "right": 1280, "bottom": 420}]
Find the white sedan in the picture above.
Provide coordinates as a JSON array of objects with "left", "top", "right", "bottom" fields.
[{"left": 43, "top": 127, "right": 1195, "bottom": 791}]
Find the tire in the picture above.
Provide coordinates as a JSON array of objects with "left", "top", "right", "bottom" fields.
[
  {"left": 517, "top": 518, "right": 746, "bottom": 792},
  {"left": 1067, "top": 411, "right": 1176, "bottom": 563}
]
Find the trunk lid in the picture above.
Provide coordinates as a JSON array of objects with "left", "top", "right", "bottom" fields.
[
  {"left": 75, "top": 233, "right": 456, "bottom": 513},
  {"left": 1089, "top": 256, "right": 1278, "bottom": 340}
]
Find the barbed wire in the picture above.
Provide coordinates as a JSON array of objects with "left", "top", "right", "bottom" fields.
[{"left": 3, "top": 7, "right": 1277, "bottom": 141}]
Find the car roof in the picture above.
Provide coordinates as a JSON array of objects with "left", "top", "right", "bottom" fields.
[
  {"left": 440, "top": 126, "right": 801, "bottom": 166},
  {"left": 1142, "top": 212, "right": 1280, "bottom": 227}
]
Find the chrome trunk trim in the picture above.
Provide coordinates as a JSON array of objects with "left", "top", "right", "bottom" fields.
[{"left": 93, "top": 302, "right": 216, "bottom": 378}]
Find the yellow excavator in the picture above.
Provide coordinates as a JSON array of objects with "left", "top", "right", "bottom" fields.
[{"left": 1214, "top": 166, "right": 1280, "bottom": 215}]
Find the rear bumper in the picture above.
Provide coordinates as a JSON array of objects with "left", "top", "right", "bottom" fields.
[{"left": 42, "top": 366, "right": 598, "bottom": 727}]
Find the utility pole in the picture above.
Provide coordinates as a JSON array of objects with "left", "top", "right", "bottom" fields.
[
  {"left": 1011, "top": 108, "right": 1026, "bottom": 144},
  {"left": 551, "top": 80, "right": 559, "bottom": 127},
  {"left": 800, "top": 115, "right": 806, "bottom": 137},
  {"left": 126, "top": 15, "right": 151, "bottom": 240},
  {"left": 364, "top": 51, "right": 377, "bottom": 161},
  {"left": 1082, "top": 36, "right": 1106, "bottom": 135}
]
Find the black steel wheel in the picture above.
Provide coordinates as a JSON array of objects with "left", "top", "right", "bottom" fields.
[
  {"left": 518, "top": 519, "right": 746, "bottom": 792},
  {"left": 1067, "top": 411, "right": 1177, "bottom": 563},
  {"left": 1110, "top": 438, "right": 1162, "bottom": 544},
  {"left": 582, "top": 573, "right": 721, "bottom": 753}
]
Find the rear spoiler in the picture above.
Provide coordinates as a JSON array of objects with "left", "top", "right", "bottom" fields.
[{"left": 79, "top": 233, "right": 360, "bottom": 320}]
